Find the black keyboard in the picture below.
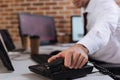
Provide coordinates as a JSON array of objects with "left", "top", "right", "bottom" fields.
[{"left": 31, "top": 54, "right": 51, "bottom": 64}]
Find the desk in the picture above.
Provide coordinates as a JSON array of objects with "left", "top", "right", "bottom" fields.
[{"left": 0, "top": 44, "right": 113, "bottom": 80}]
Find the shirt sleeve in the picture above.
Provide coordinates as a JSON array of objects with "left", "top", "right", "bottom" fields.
[{"left": 77, "top": 7, "right": 119, "bottom": 55}]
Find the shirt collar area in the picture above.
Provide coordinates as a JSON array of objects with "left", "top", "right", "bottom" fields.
[{"left": 84, "top": 0, "right": 97, "bottom": 13}]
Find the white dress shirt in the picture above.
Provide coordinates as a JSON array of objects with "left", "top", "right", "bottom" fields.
[{"left": 77, "top": 0, "right": 120, "bottom": 63}]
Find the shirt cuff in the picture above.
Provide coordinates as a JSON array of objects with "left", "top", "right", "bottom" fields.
[{"left": 76, "top": 35, "right": 99, "bottom": 55}]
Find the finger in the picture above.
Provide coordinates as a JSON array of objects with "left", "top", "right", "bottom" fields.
[
  {"left": 79, "top": 58, "right": 88, "bottom": 69},
  {"left": 70, "top": 53, "right": 80, "bottom": 69},
  {"left": 48, "top": 53, "right": 62, "bottom": 63},
  {"left": 64, "top": 52, "right": 73, "bottom": 68},
  {"left": 74, "top": 54, "right": 84, "bottom": 69}
]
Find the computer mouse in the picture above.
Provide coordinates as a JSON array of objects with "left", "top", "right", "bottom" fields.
[{"left": 50, "top": 50, "right": 61, "bottom": 56}]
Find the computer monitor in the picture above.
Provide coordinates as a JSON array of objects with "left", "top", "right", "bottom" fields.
[
  {"left": 18, "top": 13, "right": 57, "bottom": 45},
  {"left": 71, "top": 15, "right": 84, "bottom": 42}
]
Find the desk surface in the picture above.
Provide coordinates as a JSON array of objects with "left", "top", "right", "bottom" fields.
[{"left": 0, "top": 45, "right": 113, "bottom": 80}]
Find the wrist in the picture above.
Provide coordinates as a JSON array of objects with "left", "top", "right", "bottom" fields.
[{"left": 73, "top": 44, "right": 89, "bottom": 55}]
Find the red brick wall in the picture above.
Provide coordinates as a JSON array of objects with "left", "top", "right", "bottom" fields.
[
  {"left": 0, "top": 0, "right": 120, "bottom": 44},
  {"left": 0, "top": 0, "right": 80, "bottom": 44}
]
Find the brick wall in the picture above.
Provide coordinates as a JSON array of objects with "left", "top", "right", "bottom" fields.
[
  {"left": 0, "top": 0, "right": 120, "bottom": 44},
  {"left": 0, "top": 0, "right": 80, "bottom": 44}
]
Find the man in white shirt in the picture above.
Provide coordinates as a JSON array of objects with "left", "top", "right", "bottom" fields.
[{"left": 48, "top": 0, "right": 120, "bottom": 69}]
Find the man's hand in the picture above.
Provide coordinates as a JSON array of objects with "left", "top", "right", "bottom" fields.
[{"left": 48, "top": 44, "right": 89, "bottom": 69}]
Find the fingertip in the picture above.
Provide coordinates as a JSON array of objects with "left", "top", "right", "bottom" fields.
[
  {"left": 48, "top": 52, "right": 64, "bottom": 64},
  {"left": 47, "top": 56, "right": 55, "bottom": 63},
  {"left": 48, "top": 54, "right": 60, "bottom": 63},
  {"left": 47, "top": 58, "right": 52, "bottom": 63}
]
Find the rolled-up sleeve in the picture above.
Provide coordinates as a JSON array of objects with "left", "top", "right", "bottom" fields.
[{"left": 77, "top": 7, "right": 119, "bottom": 54}]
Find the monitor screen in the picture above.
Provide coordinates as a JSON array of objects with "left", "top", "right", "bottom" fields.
[
  {"left": 18, "top": 13, "right": 57, "bottom": 45},
  {"left": 71, "top": 16, "right": 84, "bottom": 42}
]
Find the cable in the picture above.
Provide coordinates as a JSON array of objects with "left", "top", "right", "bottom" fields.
[{"left": 91, "top": 62, "right": 120, "bottom": 80}]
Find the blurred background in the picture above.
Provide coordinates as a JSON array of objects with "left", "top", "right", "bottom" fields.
[{"left": 0, "top": 0, "right": 120, "bottom": 46}]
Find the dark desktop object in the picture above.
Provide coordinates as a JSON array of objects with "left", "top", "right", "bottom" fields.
[
  {"left": 31, "top": 50, "right": 61, "bottom": 64},
  {"left": 89, "top": 58, "right": 120, "bottom": 80},
  {"left": 18, "top": 13, "right": 57, "bottom": 45},
  {"left": 0, "top": 30, "right": 15, "bottom": 51},
  {"left": 0, "top": 34, "right": 14, "bottom": 71},
  {"left": 29, "top": 58, "right": 93, "bottom": 80},
  {"left": 0, "top": 29, "right": 25, "bottom": 52}
]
